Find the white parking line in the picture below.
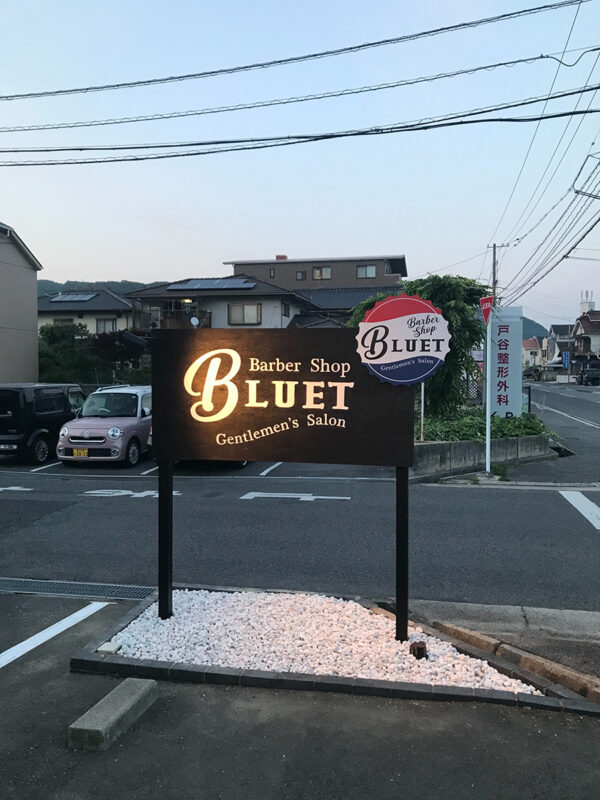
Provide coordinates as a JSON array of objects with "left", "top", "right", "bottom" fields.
[
  {"left": 260, "top": 462, "right": 283, "bottom": 477},
  {"left": 531, "top": 402, "right": 600, "bottom": 429},
  {"left": 0, "top": 601, "right": 109, "bottom": 669},
  {"left": 140, "top": 465, "right": 159, "bottom": 475},
  {"left": 29, "top": 461, "right": 61, "bottom": 473},
  {"left": 559, "top": 491, "right": 600, "bottom": 530}
]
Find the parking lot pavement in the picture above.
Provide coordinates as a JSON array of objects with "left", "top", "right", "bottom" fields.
[{"left": 1, "top": 593, "right": 599, "bottom": 800}]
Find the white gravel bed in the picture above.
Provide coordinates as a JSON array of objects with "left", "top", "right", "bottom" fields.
[{"left": 111, "top": 590, "right": 540, "bottom": 694}]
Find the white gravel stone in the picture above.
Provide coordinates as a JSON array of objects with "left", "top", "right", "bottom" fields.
[{"left": 111, "top": 590, "right": 541, "bottom": 694}]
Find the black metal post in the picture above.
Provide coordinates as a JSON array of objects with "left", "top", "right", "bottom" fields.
[
  {"left": 395, "top": 465, "right": 409, "bottom": 641},
  {"left": 158, "top": 457, "right": 173, "bottom": 619}
]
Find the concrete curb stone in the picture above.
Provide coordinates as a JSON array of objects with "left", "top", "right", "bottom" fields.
[
  {"left": 68, "top": 589, "right": 600, "bottom": 715},
  {"left": 68, "top": 678, "right": 158, "bottom": 751}
]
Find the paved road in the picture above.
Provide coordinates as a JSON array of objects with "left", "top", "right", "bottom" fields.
[
  {"left": 0, "top": 454, "right": 598, "bottom": 611},
  {"left": 2, "top": 594, "right": 599, "bottom": 800},
  {"left": 509, "top": 383, "right": 600, "bottom": 482}
]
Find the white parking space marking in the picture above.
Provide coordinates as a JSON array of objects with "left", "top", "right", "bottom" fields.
[
  {"left": 82, "top": 489, "right": 181, "bottom": 498},
  {"left": 29, "top": 461, "right": 61, "bottom": 472},
  {"left": 0, "top": 486, "right": 34, "bottom": 493},
  {"left": 141, "top": 465, "right": 159, "bottom": 475},
  {"left": 240, "top": 491, "right": 351, "bottom": 502},
  {"left": 259, "top": 462, "right": 283, "bottom": 477},
  {"left": 0, "top": 602, "right": 108, "bottom": 669},
  {"left": 559, "top": 491, "right": 600, "bottom": 530},
  {"left": 531, "top": 402, "right": 600, "bottom": 429}
]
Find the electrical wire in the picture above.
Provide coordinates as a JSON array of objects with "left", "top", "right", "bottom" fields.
[
  {"left": 501, "top": 49, "right": 600, "bottom": 244},
  {"left": 486, "top": 1, "right": 582, "bottom": 248},
  {"left": 2, "top": 82, "right": 599, "bottom": 154},
  {"left": 501, "top": 161, "right": 600, "bottom": 298},
  {"left": 3, "top": 48, "right": 599, "bottom": 134},
  {"left": 0, "top": 0, "right": 586, "bottom": 102},
  {"left": 504, "top": 209, "right": 600, "bottom": 303},
  {"left": 2, "top": 108, "right": 599, "bottom": 167}
]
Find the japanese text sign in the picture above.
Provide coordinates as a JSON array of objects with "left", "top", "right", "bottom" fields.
[{"left": 488, "top": 307, "right": 523, "bottom": 418}]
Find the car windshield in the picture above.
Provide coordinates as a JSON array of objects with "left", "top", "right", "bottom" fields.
[{"left": 81, "top": 392, "right": 138, "bottom": 418}]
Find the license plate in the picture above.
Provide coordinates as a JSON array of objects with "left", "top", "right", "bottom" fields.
[{"left": 73, "top": 448, "right": 88, "bottom": 458}]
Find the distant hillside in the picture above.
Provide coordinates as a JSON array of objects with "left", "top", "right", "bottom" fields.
[
  {"left": 523, "top": 317, "right": 548, "bottom": 340},
  {"left": 38, "top": 279, "right": 163, "bottom": 296}
]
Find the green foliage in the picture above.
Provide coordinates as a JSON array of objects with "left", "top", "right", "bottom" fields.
[
  {"left": 347, "top": 275, "right": 490, "bottom": 415},
  {"left": 490, "top": 463, "right": 508, "bottom": 481},
  {"left": 416, "top": 409, "right": 550, "bottom": 442},
  {"left": 38, "top": 324, "right": 150, "bottom": 385}
]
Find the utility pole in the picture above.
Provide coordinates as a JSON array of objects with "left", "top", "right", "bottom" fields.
[{"left": 485, "top": 244, "right": 500, "bottom": 475}]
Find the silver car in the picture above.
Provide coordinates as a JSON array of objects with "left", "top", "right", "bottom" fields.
[{"left": 57, "top": 385, "right": 152, "bottom": 467}]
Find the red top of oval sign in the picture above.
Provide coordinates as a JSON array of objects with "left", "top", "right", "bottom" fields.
[{"left": 364, "top": 294, "right": 443, "bottom": 323}]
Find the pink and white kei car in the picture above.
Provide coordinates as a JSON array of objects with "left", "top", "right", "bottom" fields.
[{"left": 57, "top": 385, "right": 152, "bottom": 467}]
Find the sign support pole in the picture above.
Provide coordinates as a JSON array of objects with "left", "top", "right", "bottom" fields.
[
  {"left": 158, "top": 457, "right": 173, "bottom": 619},
  {"left": 395, "top": 465, "right": 409, "bottom": 641},
  {"left": 485, "top": 317, "right": 492, "bottom": 474}
]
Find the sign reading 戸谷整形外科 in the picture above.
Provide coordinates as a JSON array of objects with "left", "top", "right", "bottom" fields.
[
  {"left": 488, "top": 306, "right": 523, "bottom": 418},
  {"left": 152, "top": 328, "right": 414, "bottom": 466}
]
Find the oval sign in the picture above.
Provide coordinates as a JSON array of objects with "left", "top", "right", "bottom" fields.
[{"left": 355, "top": 294, "right": 451, "bottom": 386}]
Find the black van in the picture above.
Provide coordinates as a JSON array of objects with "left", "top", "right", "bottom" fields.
[{"left": 0, "top": 384, "right": 85, "bottom": 465}]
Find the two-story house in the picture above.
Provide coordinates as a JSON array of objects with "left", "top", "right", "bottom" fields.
[
  {"left": 226, "top": 254, "right": 407, "bottom": 291},
  {"left": 127, "top": 275, "right": 318, "bottom": 330},
  {"left": 38, "top": 289, "right": 143, "bottom": 333},
  {"left": 573, "top": 310, "right": 600, "bottom": 360},
  {"left": 0, "top": 221, "right": 42, "bottom": 381}
]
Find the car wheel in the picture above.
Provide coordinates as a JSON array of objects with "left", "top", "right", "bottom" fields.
[
  {"left": 28, "top": 434, "right": 50, "bottom": 465},
  {"left": 123, "top": 438, "right": 141, "bottom": 468}
]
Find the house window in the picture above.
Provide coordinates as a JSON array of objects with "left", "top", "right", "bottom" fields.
[
  {"left": 296, "top": 271, "right": 306, "bottom": 281},
  {"left": 96, "top": 318, "right": 117, "bottom": 334},
  {"left": 357, "top": 265, "right": 376, "bottom": 279},
  {"left": 269, "top": 268, "right": 275, "bottom": 278},
  {"left": 228, "top": 303, "right": 262, "bottom": 325},
  {"left": 313, "top": 266, "right": 331, "bottom": 280},
  {"left": 282, "top": 302, "right": 290, "bottom": 317},
  {"left": 53, "top": 318, "right": 73, "bottom": 326}
]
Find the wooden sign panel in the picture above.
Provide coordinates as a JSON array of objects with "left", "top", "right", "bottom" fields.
[{"left": 152, "top": 329, "right": 414, "bottom": 466}]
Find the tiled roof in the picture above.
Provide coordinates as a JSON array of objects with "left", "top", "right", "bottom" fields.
[
  {"left": 287, "top": 313, "right": 346, "bottom": 329},
  {"left": 296, "top": 286, "right": 401, "bottom": 311},
  {"left": 126, "top": 273, "right": 315, "bottom": 306},
  {"left": 575, "top": 311, "right": 600, "bottom": 335},
  {"left": 522, "top": 338, "right": 540, "bottom": 349},
  {"left": 38, "top": 288, "right": 133, "bottom": 312}
]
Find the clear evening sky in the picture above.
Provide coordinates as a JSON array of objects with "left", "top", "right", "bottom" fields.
[{"left": 2, "top": 0, "right": 599, "bottom": 326}]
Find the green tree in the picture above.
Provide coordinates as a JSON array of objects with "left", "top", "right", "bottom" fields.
[{"left": 347, "top": 275, "right": 490, "bottom": 415}]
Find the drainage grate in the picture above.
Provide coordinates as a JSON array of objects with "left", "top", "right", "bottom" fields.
[{"left": 0, "top": 577, "right": 154, "bottom": 601}]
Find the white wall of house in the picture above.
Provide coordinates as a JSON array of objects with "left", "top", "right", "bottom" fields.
[
  {"left": 0, "top": 236, "right": 38, "bottom": 381},
  {"left": 198, "top": 296, "right": 304, "bottom": 328},
  {"left": 38, "top": 311, "right": 134, "bottom": 333}
]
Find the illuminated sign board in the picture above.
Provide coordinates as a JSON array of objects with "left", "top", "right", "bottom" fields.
[{"left": 152, "top": 329, "right": 414, "bottom": 466}]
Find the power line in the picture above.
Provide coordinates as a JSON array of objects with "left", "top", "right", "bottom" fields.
[
  {"left": 504, "top": 210, "right": 600, "bottom": 303},
  {"left": 2, "top": 82, "right": 599, "bottom": 154},
  {"left": 485, "top": 1, "right": 582, "bottom": 247},
  {"left": 2, "top": 108, "right": 599, "bottom": 167},
  {"left": 4, "top": 49, "right": 598, "bottom": 135},
  {"left": 0, "top": 0, "right": 587, "bottom": 102},
  {"left": 501, "top": 159, "right": 600, "bottom": 298},
  {"left": 501, "top": 49, "right": 600, "bottom": 244}
]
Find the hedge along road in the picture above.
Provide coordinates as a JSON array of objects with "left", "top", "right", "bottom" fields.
[{"left": 0, "top": 462, "right": 598, "bottom": 613}]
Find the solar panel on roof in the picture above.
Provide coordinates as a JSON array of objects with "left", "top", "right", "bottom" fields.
[
  {"left": 50, "top": 293, "right": 98, "bottom": 302},
  {"left": 167, "top": 278, "right": 256, "bottom": 291}
]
